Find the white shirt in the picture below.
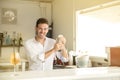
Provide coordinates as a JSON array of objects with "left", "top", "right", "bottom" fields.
[{"left": 24, "top": 37, "right": 68, "bottom": 71}]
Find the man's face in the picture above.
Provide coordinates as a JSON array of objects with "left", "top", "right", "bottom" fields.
[{"left": 36, "top": 23, "right": 49, "bottom": 39}]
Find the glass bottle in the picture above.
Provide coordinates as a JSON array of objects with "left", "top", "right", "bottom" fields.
[
  {"left": 3, "top": 31, "right": 7, "bottom": 45},
  {"left": 18, "top": 33, "right": 23, "bottom": 46},
  {"left": 12, "top": 31, "right": 17, "bottom": 46},
  {"left": 6, "top": 35, "right": 11, "bottom": 45}
]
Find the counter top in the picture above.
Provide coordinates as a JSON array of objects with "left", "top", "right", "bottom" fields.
[{"left": 0, "top": 67, "right": 120, "bottom": 80}]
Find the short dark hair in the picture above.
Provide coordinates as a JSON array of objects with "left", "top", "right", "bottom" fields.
[{"left": 36, "top": 18, "right": 48, "bottom": 27}]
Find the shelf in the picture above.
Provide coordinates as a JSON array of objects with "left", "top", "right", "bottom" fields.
[
  {"left": 0, "top": 45, "right": 23, "bottom": 57},
  {"left": 0, "top": 45, "right": 23, "bottom": 47}
]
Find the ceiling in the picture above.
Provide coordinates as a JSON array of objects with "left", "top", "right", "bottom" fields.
[
  {"left": 79, "top": 0, "right": 120, "bottom": 23},
  {"left": 23, "top": 0, "right": 53, "bottom": 2},
  {"left": 83, "top": 5, "right": 120, "bottom": 23}
]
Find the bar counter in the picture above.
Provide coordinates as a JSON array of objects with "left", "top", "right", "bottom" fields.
[{"left": 0, "top": 67, "right": 120, "bottom": 80}]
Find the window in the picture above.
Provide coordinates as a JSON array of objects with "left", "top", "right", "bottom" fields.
[{"left": 76, "top": 3, "right": 120, "bottom": 57}]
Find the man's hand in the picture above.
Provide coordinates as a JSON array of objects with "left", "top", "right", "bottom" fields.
[
  {"left": 53, "top": 43, "right": 62, "bottom": 51},
  {"left": 56, "top": 35, "right": 66, "bottom": 45}
]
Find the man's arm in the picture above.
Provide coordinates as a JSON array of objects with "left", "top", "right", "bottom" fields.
[{"left": 44, "top": 42, "right": 63, "bottom": 59}]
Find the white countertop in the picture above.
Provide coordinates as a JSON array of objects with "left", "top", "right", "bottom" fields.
[{"left": 0, "top": 67, "right": 120, "bottom": 80}]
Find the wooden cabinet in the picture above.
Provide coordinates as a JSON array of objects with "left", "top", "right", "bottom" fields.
[{"left": 106, "top": 47, "right": 120, "bottom": 67}]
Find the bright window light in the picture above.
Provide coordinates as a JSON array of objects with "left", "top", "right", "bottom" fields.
[{"left": 76, "top": 14, "right": 120, "bottom": 57}]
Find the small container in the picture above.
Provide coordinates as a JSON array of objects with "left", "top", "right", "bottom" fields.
[
  {"left": 76, "top": 55, "right": 89, "bottom": 68},
  {"left": 56, "top": 34, "right": 64, "bottom": 52}
]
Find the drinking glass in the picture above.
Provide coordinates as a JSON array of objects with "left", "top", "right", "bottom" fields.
[{"left": 10, "top": 52, "right": 20, "bottom": 76}]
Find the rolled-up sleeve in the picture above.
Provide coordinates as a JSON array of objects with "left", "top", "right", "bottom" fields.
[{"left": 61, "top": 57, "right": 68, "bottom": 62}]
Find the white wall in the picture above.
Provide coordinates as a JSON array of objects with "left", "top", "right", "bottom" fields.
[
  {"left": 0, "top": 0, "right": 51, "bottom": 41},
  {"left": 0, "top": 1, "right": 40, "bottom": 41},
  {"left": 52, "top": 0, "right": 74, "bottom": 51}
]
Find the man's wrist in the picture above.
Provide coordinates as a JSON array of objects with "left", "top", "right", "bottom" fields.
[{"left": 51, "top": 48, "right": 56, "bottom": 53}]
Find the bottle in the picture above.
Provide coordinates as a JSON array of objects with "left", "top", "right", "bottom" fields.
[
  {"left": 18, "top": 33, "right": 23, "bottom": 46},
  {"left": 12, "top": 31, "right": 17, "bottom": 46},
  {"left": 6, "top": 35, "right": 11, "bottom": 45},
  {"left": 3, "top": 31, "right": 7, "bottom": 45}
]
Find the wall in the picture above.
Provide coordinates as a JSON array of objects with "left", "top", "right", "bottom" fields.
[
  {"left": 52, "top": 0, "right": 114, "bottom": 51},
  {"left": 0, "top": 0, "right": 51, "bottom": 41},
  {"left": 52, "top": 0, "right": 74, "bottom": 51},
  {"left": 0, "top": 0, "right": 39, "bottom": 41}
]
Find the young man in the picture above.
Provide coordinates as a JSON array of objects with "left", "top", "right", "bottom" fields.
[{"left": 24, "top": 18, "right": 68, "bottom": 71}]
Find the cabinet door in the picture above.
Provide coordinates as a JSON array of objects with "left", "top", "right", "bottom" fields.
[
  {"left": 39, "top": 3, "right": 51, "bottom": 25},
  {"left": 109, "top": 47, "right": 120, "bottom": 66}
]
